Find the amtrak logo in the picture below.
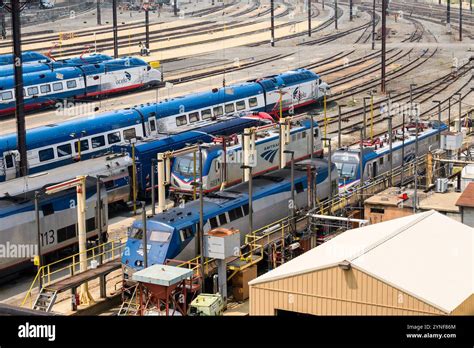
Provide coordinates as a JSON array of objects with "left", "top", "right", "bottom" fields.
[
  {"left": 115, "top": 71, "right": 132, "bottom": 85},
  {"left": 261, "top": 149, "right": 278, "bottom": 163}
]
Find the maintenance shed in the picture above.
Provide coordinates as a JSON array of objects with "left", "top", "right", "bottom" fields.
[{"left": 249, "top": 211, "right": 474, "bottom": 316}]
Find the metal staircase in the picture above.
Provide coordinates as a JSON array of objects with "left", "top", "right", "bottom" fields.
[{"left": 32, "top": 288, "right": 58, "bottom": 312}]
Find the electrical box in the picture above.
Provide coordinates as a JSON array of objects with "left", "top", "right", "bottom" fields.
[
  {"left": 203, "top": 228, "right": 240, "bottom": 260},
  {"left": 441, "top": 132, "right": 463, "bottom": 150},
  {"left": 189, "top": 294, "right": 224, "bottom": 316},
  {"left": 435, "top": 178, "right": 449, "bottom": 193}
]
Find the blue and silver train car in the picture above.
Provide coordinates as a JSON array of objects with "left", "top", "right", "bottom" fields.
[
  {"left": 170, "top": 118, "right": 323, "bottom": 196},
  {"left": 0, "top": 56, "right": 162, "bottom": 115},
  {"left": 121, "top": 158, "right": 338, "bottom": 277},
  {"left": 332, "top": 121, "right": 447, "bottom": 191},
  {"left": 0, "top": 51, "right": 51, "bottom": 66},
  {"left": 0, "top": 153, "right": 133, "bottom": 279},
  {"left": 0, "top": 68, "right": 329, "bottom": 181}
]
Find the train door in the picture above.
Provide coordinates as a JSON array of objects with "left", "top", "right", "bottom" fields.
[
  {"left": 2, "top": 150, "right": 19, "bottom": 180},
  {"left": 372, "top": 161, "right": 377, "bottom": 178}
]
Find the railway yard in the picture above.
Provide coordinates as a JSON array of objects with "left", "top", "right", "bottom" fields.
[{"left": 0, "top": 0, "right": 473, "bottom": 334}]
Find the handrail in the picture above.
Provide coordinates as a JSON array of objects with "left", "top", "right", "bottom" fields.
[{"left": 21, "top": 239, "right": 125, "bottom": 308}]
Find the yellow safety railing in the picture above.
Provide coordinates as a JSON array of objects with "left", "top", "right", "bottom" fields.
[{"left": 21, "top": 239, "right": 125, "bottom": 308}]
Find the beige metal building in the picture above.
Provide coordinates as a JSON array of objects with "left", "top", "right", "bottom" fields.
[{"left": 249, "top": 211, "right": 474, "bottom": 316}]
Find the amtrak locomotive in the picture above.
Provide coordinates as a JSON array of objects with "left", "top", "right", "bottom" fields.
[
  {"left": 170, "top": 119, "right": 323, "bottom": 196},
  {"left": 121, "top": 159, "right": 339, "bottom": 277},
  {"left": 0, "top": 56, "right": 162, "bottom": 115},
  {"left": 0, "top": 68, "right": 329, "bottom": 182},
  {"left": 332, "top": 120, "right": 447, "bottom": 191}
]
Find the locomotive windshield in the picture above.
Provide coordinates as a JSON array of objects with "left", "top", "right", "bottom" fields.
[
  {"left": 174, "top": 155, "right": 200, "bottom": 176},
  {"left": 130, "top": 227, "right": 171, "bottom": 243},
  {"left": 332, "top": 153, "right": 359, "bottom": 181}
]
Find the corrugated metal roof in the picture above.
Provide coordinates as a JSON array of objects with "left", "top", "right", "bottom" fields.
[
  {"left": 456, "top": 182, "right": 474, "bottom": 208},
  {"left": 250, "top": 210, "right": 474, "bottom": 313}
]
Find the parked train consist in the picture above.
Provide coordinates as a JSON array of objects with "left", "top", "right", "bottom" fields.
[
  {"left": 0, "top": 56, "right": 162, "bottom": 115},
  {"left": 170, "top": 119, "right": 323, "bottom": 196},
  {"left": 0, "top": 68, "right": 329, "bottom": 182},
  {"left": 121, "top": 159, "right": 339, "bottom": 277},
  {"left": 332, "top": 121, "right": 448, "bottom": 191}
]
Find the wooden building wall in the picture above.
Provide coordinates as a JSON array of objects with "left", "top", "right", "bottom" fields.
[{"left": 250, "top": 266, "right": 449, "bottom": 316}]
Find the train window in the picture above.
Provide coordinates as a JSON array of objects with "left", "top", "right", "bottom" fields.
[
  {"left": 150, "top": 231, "right": 171, "bottom": 243},
  {"left": 235, "top": 207, "right": 244, "bottom": 219},
  {"left": 130, "top": 227, "right": 143, "bottom": 239},
  {"left": 210, "top": 217, "right": 219, "bottom": 229},
  {"left": 218, "top": 213, "right": 228, "bottom": 225},
  {"left": 249, "top": 97, "right": 258, "bottom": 107},
  {"left": 27, "top": 86, "right": 39, "bottom": 96},
  {"left": 149, "top": 119, "right": 156, "bottom": 132},
  {"left": 225, "top": 103, "right": 235, "bottom": 113},
  {"left": 4, "top": 154, "right": 14, "bottom": 168},
  {"left": 228, "top": 209, "right": 237, "bottom": 222},
  {"left": 86, "top": 218, "right": 96, "bottom": 233},
  {"left": 123, "top": 128, "right": 137, "bottom": 141},
  {"left": 1, "top": 91, "right": 13, "bottom": 100},
  {"left": 67, "top": 80, "right": 77, "bottom": 89},
  {"left": 202, "top": 109, "right": 212, "bottom": 120},
  {"left": 40, "top": 84, "right": 51, "bottom": 94},
  {"left": 176, "top": 115, "right": 187, "bottom": 126},
  {"left": 74, "top": 139, "right": 89, "bottom": 153},
  {"left": 295, "top": 182, "right": 304, "bottom": 193},
  {"left": 189, "top": 112, "right": 200, "bottom": 123},
  {"left": 302, "top": 131, "right": 306, "bottom": 138},
  {"left": 213, "top": 106, "right": 223, "bottom": 116},
  {"left": 236, "top": 100, "right": 246, "bottom": 111},
  {"left": 41, "top": 203, "right": 54, "bottom": 216},
  {"left": 242, "top": 204, "right": 250, "bottom": 216},
  {"left": 370, "top": 207, "right": 385, "bottom": 214},
  {"left": 39, "top": 148, "right": 54, "bottom": 162},
  {"left": 314, "top": 129, "right": 319, "bottom": 138},
  {"left": 178, "top": 228, "right": 192, "bottom": 242},
  {"left": 91, "top": 135, "right": 106, "bottom": 148},
  {"left": 52, "top": 82, "right": 64, "bottom": 91},
  {"left": 107, "top": 132, "right": 121, "bottom": 144},
  {"left": 57, "top": 143, "right": 72, "bottom": 157},
  {"left": 57, "top": 224, "right": 76, "bottom": 243},
  {"left": 379, "top": 157, "right": 384, "bottom": 165}
]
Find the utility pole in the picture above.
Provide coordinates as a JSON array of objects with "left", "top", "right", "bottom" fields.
[
  {"left": 145, "top": 6, "right": 150, "bottom": 51},
  {"left": 433, "top": 100, "right": 442, "bottom": 148},
  {"left": 270, "top": 0, "right": 275, "bottom": 46},
  {"left": 338, "top": 105, "right": 343, "bottom": 148},
  {"left": 174, "top": 0, "right": 178, "bottom": 16},
  {"left": 335, "top": 0, "right": 338, "bottom": 29},
  {"left": 112, "top": 0, "right": 118, "bottom": 58},
  {"left": 381, "top": 0, "right": 387, "bottom": 93},
  {"left": 97, "top": 0, "right": 101, "bottom": 25},
  {"left": 0, "top": 0, "right": 6, "bottom": 40},
  {"left": 372, "top": 0, "right": 376, "bottom": 50},
  {"left": 349, "top": 0, "right": 353, "bottom": 21},
  {"left": 447, "top": 0, "right": 451, "bottom": 24},
  {"left": 198, "top": 144, "right": 205, "bottom": 293},
  {"left": 400, "top": 111, "right": 405, "bottom": 188},
  {"left": 308, "top": 0, "right": 312, "bottom": 37},
  {"left": 459, "top": 0, "right": 463, "bottom": 41},
  {"left": 141, "top": 202, "right": 148, "bottom": 268},
  {"left": 7, "top": 0, "right": 28, "bottom": 177},
  {"left": 284, "top": 150, "right": 296, "bottom": 232}
]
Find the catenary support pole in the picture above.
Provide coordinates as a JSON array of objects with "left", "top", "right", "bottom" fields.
[{"left": 112, "top": 0, "right": 118, "bottom": 58}]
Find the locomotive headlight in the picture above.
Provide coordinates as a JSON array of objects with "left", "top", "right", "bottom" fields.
[{"left": 135, "top": 260, "right": 143, "bottom": 267}]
